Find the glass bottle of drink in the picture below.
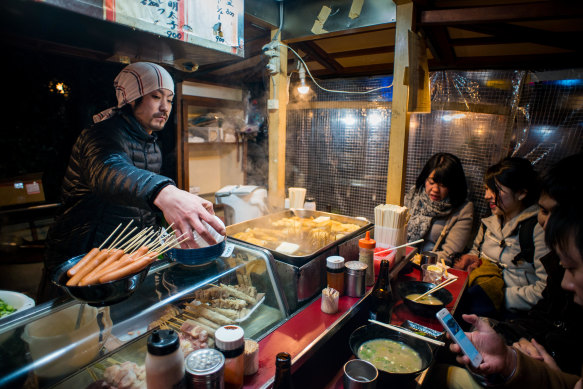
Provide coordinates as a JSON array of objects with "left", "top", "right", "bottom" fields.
[
  {"left": 369, "top": 259, "right": 393, "bottom": 323},
  {"left": 273, "top": 352, "right": 294, "bottom": 389}
]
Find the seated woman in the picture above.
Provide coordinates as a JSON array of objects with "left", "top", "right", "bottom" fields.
[
  {"left": 405, "top": 153, "right": 474, "bottom": 265},
  {"left": 456, "top": 157, "right": 549, "bottom": 314}
]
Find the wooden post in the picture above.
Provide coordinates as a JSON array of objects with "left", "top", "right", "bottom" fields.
[
  {"left": 267, "top": 29, "right": 288, "bottom": 209},
  {"left": 386, "top": 0, "right": 413, "bottom": 205}
]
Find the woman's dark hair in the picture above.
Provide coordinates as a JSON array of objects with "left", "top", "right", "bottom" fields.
[
  {"left": 540, "top": 152, "right": 583, "bottom": 206},
  {"left": 545, "top": 204, "right": 583, "bottom": 260},
  {"left": 415, "top": 153, "right": 468, "bottom": 207},
  {"left": 485, "top": 157, "right": 540, "bottom": 208}
]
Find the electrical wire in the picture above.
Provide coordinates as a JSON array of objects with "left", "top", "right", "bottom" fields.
[{"left": 280, "top": 42, "right": 393, "bottom": 94}]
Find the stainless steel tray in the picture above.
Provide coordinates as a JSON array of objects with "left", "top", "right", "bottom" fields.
[{"left": 226, "top": 210, "right": 372, "bottom": 267}]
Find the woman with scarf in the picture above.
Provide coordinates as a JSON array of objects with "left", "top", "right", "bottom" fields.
[{"left": 405, "top": 153, "right": 474, "bottom": 266}]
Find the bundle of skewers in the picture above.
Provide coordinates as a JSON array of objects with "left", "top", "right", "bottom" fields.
[{"left": 66, "top": 221, "right": 189, "bottom": 286}]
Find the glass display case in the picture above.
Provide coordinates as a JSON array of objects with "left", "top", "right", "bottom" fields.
[{"left": 0, "top": 240, "right": 288, "bottom": 389}]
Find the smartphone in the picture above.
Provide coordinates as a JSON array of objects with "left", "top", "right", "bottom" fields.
[{"left": 436, "top": 308, "right": 483, "bottom": 368}]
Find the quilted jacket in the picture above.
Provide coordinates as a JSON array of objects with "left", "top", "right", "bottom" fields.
[{"left": 44, "top": 112, "right": 174, "bottom": 271}]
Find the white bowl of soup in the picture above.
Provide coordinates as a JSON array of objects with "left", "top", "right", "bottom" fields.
[
  {"left": 349, "top": 324, "right": 433, "bottom": 383},
  {"left": 398, "top": 280, "right": 453, "bottom": 317}
]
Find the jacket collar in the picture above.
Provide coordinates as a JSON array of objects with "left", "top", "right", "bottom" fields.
[
  {"left": 482, "top": 204, "right": 539, "bottom": 237},
  {"left": 120, "top": 112, "right": 158, "bottom": 142}
]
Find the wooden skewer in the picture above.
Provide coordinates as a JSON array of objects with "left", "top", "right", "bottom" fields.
[
  {"left": 375, "top": 239, "right": 424, "bottom": 256},
  {"left": 368, "top": 319, "right": 445, "bottom": 347},
  {"left": 412, "top": 277, "right": 458, "bottom": 301},
  {"left": 106, "top": 221, "right": 134, "bottom": 250},
  {"left": 98, "top": 223, "right": 123, "bottom": 249}
]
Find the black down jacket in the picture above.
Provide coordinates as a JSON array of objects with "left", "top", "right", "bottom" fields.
[{"left": 44, "top": 112, "right": 174, "bottom": 271}]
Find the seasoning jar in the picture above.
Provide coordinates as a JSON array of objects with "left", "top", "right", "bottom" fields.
[
  {"left": 358, "top": 231, "right": 376, "bottom": 286},
  {"left": 326, "top": 256, "right": 345, "bottom": 297},
  {"left": 303, "top": 197, "right": 316, "bottom": 211},
  {"left": 185, "top": 348, "right": 225, "bottom": 389},
  {"left": 146, "top": 329, "right": 185, "bottom": 389},
  {"left": 345, "top": 261, "right": 367, "bottom": 297},
  {"left": 215, "top": 325, "right": 245, "bottom": 389}
]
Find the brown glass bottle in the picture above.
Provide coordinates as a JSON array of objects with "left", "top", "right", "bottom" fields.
[
  {"left": 369, "top": 259, "right": 393, "bottom": 323},
  {"left": 273, "top": 352, "right": 294, "bottom": 389}
]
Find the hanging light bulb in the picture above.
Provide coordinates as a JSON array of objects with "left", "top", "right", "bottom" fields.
[{"left": 297, "top": 63, "right": 310, "bottom": 95}]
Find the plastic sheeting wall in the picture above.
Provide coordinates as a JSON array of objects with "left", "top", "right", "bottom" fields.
[{"left": 285, "top": 70, "right": 583, "bottom": 223}]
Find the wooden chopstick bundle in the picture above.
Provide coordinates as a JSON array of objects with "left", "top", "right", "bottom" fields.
[{"left": 368, "top": 319, "right": 445, "bottom": 347}]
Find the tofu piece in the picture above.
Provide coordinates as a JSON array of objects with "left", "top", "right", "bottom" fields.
[{"left": 276, "top": 242, "right": 300, "bottom": 255}]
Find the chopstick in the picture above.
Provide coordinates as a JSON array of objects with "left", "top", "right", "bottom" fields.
[
  {"left": 412, "top": 277, "right": 458, "bottom": 301},
  {"left": 368, "top": 319, "right": 445, "bottom": 347},
  {"left": 375, "top": 239, "right": 424, "bottom": 256}
]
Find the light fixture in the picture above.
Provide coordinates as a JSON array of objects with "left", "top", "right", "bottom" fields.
[{"left": 297, "top": 63, "right": 310, "bottom": 95}]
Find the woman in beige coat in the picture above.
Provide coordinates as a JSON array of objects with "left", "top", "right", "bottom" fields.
[{"left": 405, "top": 153, "right": 474, "bottom": 265}]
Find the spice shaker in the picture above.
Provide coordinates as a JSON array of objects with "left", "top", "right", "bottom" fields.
[
  {"left": 358, "top": 231, "right": 376, "bottom": 286},
  {"left": 326, "top": 256, "right": 345, "bottom": 297},
  {"left": 146, "top": 329, "right": 185, "bottom": 389},
  {"left": 345, "top": 261, "right": 367, "bottom": 297},
  {"left": 215, "top": 325, "right": 245, "bottom": 389},
  {"left": 185, "top": 348, "right": 225, "bottom": 389}
]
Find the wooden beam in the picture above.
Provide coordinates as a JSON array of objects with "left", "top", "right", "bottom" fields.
[
  {"left": 453, "top": 23, "right": 580, "bottom": 52},
  {"left": 423, "top": 26, "right": 456, "bottom": 66},
  {"left": 387, "top": 1, "right": 413, "bottom": 206},
  {"left": 420, "top": 3, "right": 583, "bottom": 25},
  {"left": 267, "top": 32, "right": 288, "bottom": 209},
  {"left": 428, "top": 52, "right": 583, "bottom": 70},
  {"left": 292, "top": 41, "right": 343, "bottom": 72},
  {"left": 328, "top": 45, "right": 395, "bottom": 59}
]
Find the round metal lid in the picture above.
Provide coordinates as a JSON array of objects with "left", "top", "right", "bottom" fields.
[{"left": 185, "top": 348, "right": 225, "bottom": 376}]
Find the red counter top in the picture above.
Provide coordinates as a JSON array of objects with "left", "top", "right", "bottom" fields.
[{"left": 244, "top": 253, "right": 468, "bottom": 389}]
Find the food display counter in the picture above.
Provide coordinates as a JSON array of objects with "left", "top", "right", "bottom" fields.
[{"left": 0, "top": 240, "right": 289, "bottom": 389}]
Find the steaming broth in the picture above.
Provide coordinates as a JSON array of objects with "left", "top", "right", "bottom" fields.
[
  {"left": 357, "top": 339, "right": 422, "bottom": 374},
  {"left": 406, "top": 293, "right": 442, "bottom": 305}
]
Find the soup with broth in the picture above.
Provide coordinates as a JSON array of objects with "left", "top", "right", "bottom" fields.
[
  {"left": 357, "top": 339, "right": 422, "bottom": 373},
  {"left": 406, "top": 293, "right": 442, "bottom": 305}
]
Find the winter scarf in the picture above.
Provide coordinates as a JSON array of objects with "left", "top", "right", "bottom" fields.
[{"left": 405, "top": 187, "right": 454, "bottom": 242}]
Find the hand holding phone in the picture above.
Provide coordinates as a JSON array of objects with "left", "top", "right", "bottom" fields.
[{"left": 436, "top": 308, "right": 483, "bottom": 368}]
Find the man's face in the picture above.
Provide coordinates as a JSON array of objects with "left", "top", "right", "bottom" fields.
[
  {"left": 538, "top": 193, "right": 557, "bottom": 230},
  {"left": 131, "top": 88, "right": 174, "bottom": 133},
  {"left": 559, "top": 236, "right": 583, "bottom": 306}
]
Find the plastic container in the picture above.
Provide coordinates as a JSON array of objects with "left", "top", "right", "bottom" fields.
[
  {"left": 192, "top": 215, "right": 226, "bottom": 248},
  {"left": 215, "top": 325, "right": 245, "bottom": 389},
  {"left": 146, "top": 329, "right": 185, "bottom": 389},
  {"left": 303, "top": 197, "right": 316, "bottom": 211},
  {"left": 326, "top": 256, "right": 345, "bottom": 297},
  {"left": 185, "top": 348, "right": 225, "bottom": 389},
  {"left": 358, "top": 231, "right": 376, "bottom": 286},
  {"left": 345, "top": 261, "right": 367, "bottom": 297}
]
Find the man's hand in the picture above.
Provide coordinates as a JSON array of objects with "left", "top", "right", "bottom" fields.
[
  {"left": 454, "top": 254, "right": 480, "bottom": 271},
  {"left": 513, "top": 338, "right": 560, "bottom": 372},
  {"left": 154, "top": 185, "right": 226, "bottom": 248},
  {"left": 449, "top": 314, "right": 516, "bottom": 378}
]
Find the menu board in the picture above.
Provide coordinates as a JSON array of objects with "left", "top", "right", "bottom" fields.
[{"left": 43, "top": 0, "right": 244, "bottom": 53}]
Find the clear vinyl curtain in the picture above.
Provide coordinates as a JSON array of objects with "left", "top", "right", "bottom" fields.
[{"left": 285, "top": 70, "right": 583, "bottom": 223}]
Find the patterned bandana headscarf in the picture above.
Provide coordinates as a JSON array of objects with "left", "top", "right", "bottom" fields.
[{"left": 93, "top": 62, "right": 174, "bottom": 123}]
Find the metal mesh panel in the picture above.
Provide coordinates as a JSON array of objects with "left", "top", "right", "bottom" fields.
[{"left": 285, "top": 70, "right": 583, "bottom": 223}]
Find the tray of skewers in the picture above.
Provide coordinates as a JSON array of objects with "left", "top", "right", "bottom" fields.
[{"left": 52, "top": 221, "right": 189, "bottom": 307}]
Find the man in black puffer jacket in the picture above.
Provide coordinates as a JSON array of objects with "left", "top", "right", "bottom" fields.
[{"left": 41, "top": 62, "right": 225, "bottom": 301}]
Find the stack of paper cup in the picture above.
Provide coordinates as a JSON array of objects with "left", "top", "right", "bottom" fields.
[{"left": 288, "top": 187, "right": 306, "bottom": 209}]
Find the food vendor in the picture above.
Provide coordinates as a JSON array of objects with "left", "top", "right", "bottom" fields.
[
  {"left": 404, "top": 152, "right": 474, "bottom": 265},
  {"left": 39, "top": 62, "right": 225, "bottom": 302}
]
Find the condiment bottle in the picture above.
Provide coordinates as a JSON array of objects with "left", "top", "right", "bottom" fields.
[
  {"left": 326, "top": 256, "right": 345, "bottom": 297},
  {"left": 273, "top": 352, "right": 294, "bottom": 389},
  {"left": 146, "top": 329, "right": 185, "bottom": 389},
  {"left": 303, "top": 196, "right": 316, "bottom": 211},
  {"left": 358, "top": 231, "right": 376, "bottom": 286},
  {"left": 215, "top": 325, "right": 245, "bottom": 389},
  {"left": 185, "top": 348, "right": 224, "bottom": 389},
  {"left": 369, "top": 259, "right": 393, "bottom": 323},
  {"left": 345, "top": 261, "right": 367, "bottom": 297}
]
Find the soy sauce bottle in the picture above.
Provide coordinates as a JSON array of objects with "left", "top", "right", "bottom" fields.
[
  {"left": 369, "top": 259, "right": 393, "bottom": 323},
  {"left": 273, "top": 352, "right": 294, "bottom": 389}
]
